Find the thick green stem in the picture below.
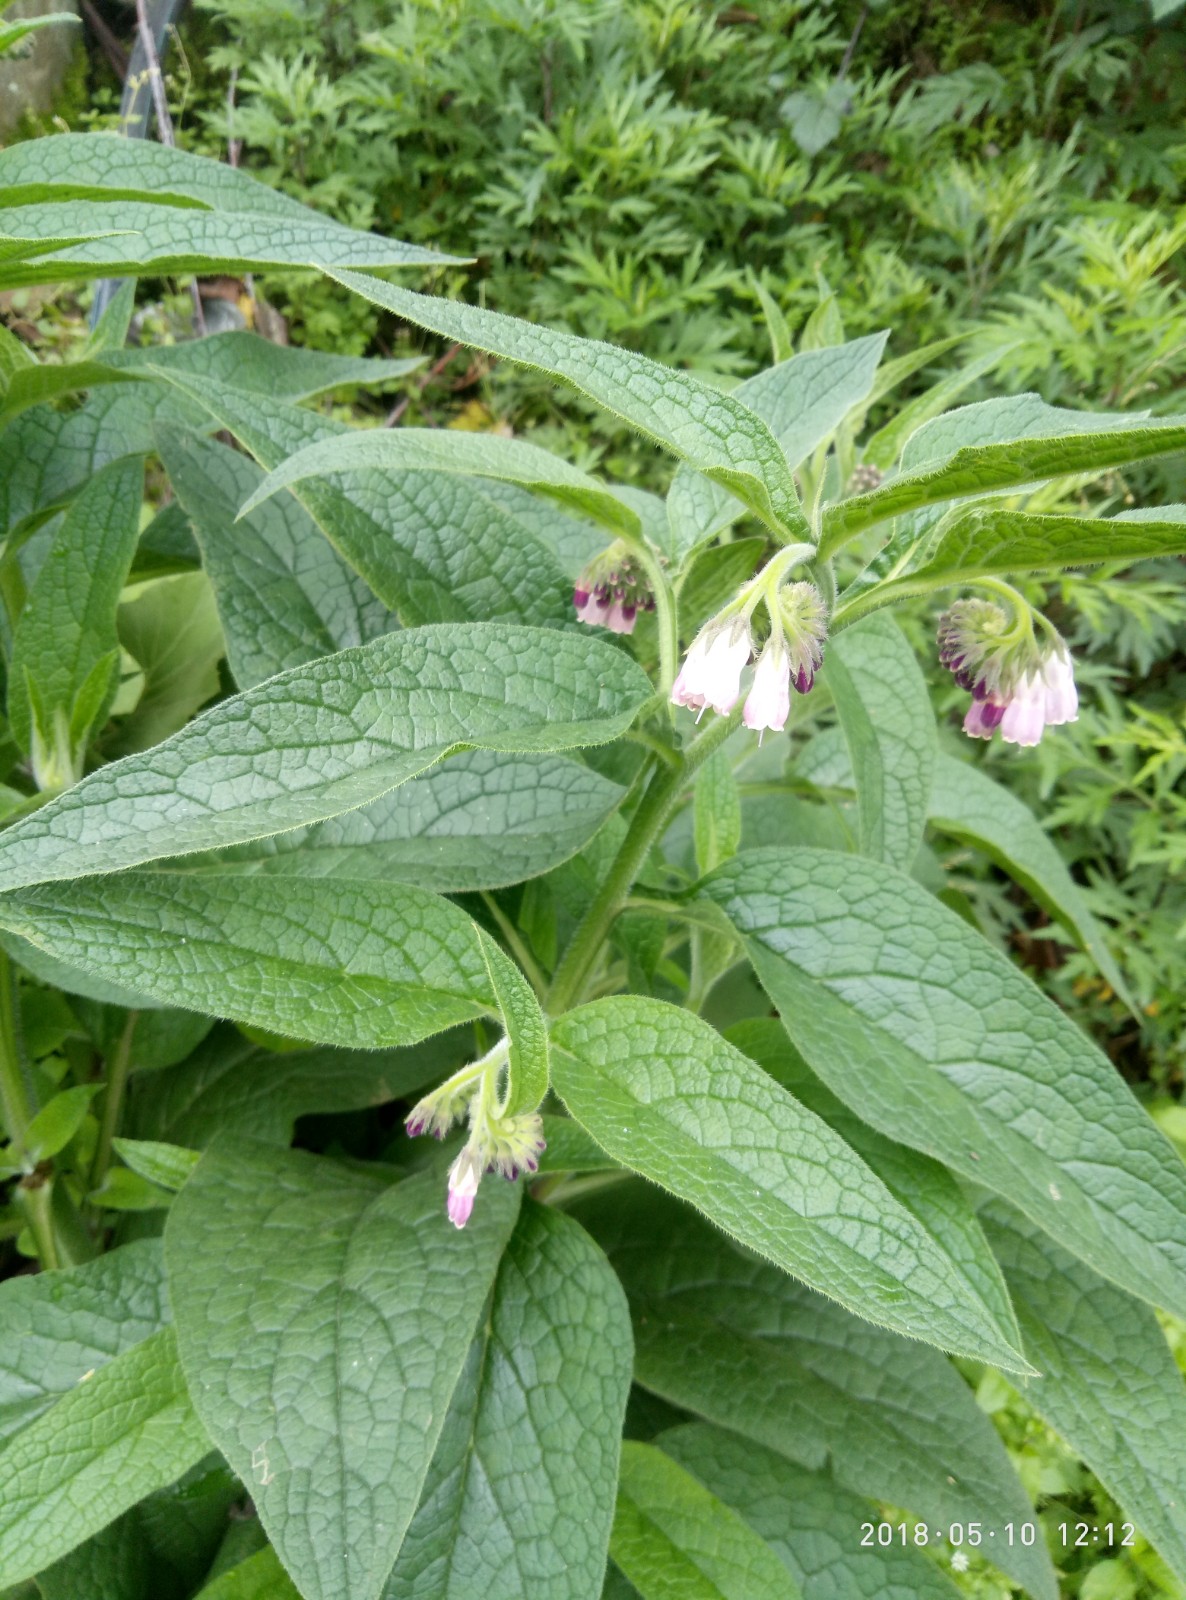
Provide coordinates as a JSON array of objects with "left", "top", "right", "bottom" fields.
[
  {"left": 546, "top": 711, "right": 740, "bottom": 1016},
  {"left": 631, "top": 542, "right": 678, "bottom": 699},
  {"left": 89, "top": 1012, "right": 138, "bottom": 1197},
  {"left": 0, "top": 947, "right": 31, "bottom": 1152},
  {"left": 16, "top": 1178, "right": 59, "bottom": 1270}
]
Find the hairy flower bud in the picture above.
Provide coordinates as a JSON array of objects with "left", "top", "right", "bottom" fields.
[
  {"left": 939, "top": 601, "right": 1077, "bottom": 747},
  {"left": 573, "top": 545, "right": 654, "bottom": 636}
]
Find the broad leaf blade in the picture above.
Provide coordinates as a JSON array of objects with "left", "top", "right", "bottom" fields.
[
  {"left": 328, "top": 272, "right": 810, "bottom": 541},
  {"left": 113, "top": 333, "right": 422, "bottom": 403},
  {"left": 0, "top": 623, "right": 650, "bottom": 892},
  {"left": 825, "top": 613, "right": 935, "bottom": 872},
  {"left": 821, "top": 396, "right": 1186, "bottom": 550},
  {"left": 550, "top": 996, "right": 1029, "bottom": 1370},
  {"left": 384, "top": 1204, "right": 632, "bottom": 1600},
  {"left": 704, "top": 848, "right": 1186, "bottom": 1320},
  {"left": 0, "top": 1239, "right": 168, "bottom": 1443},
  {"left": 660, "top": 1423, "right": 962, "bottom": 1599},
  {"left": 159, "top": 428, "right": 397, "bottom": 688},
  {"left": 241, "top": 427, "right": 640, "bottom": 539},
  {"left": 0, "top": 1327, "right": 210, "bottom": 1587},
  {"left": 8, "top": 456, "right": 143, "bottom": 759},
  {"left": 577, "top": 1188, "right": 1055, "bottom": 1600},
  {"left": 983, "top": 1203, "right": 1186, "bottom": 1586},
  {"left": 165, "top": 1140, "right": 519, "bottom": 1600},
  {"left": 611, "top": 1442, "right": 794, "bottom": 1600},
  {"left": 155, "top": 372, "right": 573, "bottom": 629},
  {"left": 666, "top": 332, "right": 888, "bottom": 559},
  {"left": 0, "top": 872, "right": 519, "bottom": 1049},
  {"left": 731, "top": 1017, "right": 1021, "bottom": 1357},
  {"left": 928, "top": 753, "right": 1133, "bottom": 1008},
  {"left": 178, "top": 749, "right": 626, "bottom": 893}
]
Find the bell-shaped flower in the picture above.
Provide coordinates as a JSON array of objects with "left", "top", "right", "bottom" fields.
[
  {"left": 743, "top": 637, "right": 791, "bottom": 736},
  {"left": 671, "top": 624, "right": 752, "bottom": 716},
  {"left": 445, "top": 1144, "right": 483, "bottom": 1229},
  {"left": 573, "top": 545, "right": 653, "bottom": 636}
]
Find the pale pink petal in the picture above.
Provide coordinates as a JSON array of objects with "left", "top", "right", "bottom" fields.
[
  {"left": 1000, "top": 673, "right": 1047, "bottom": 746},
  {"left": 743, "top": 647, "right": 791, "bottom": 733}
]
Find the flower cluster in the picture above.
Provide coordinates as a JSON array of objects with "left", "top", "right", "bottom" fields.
[
  {"left": 573, "top": 544, "right": 655, "bottom": 635},
  {"left": 672, "top": 580, "right": 827, "bottom": 737},
  {"left": 938, "top": 599, "right": 1078, "bottom": 747},
  {"left": 404, "top": 1055, "right": 545, "bottom": 1229}
]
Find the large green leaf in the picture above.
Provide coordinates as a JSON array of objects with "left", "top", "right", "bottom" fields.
[
  {"left": 0, "top": 1240, "right": 168, "bottom": 1443},
  {"left": 0, "top": 623, "right": 649, "bottom": 892},
  {"left": 8, "top": 456, "right": 143, "bottom": 766},
  {"left": 35, "top": 1456, "right": 241, "bottom": 1600},
  {"left": 0, "top": 1327, "right": 210, "bottom": 1587},
  {"left": 880, "top": 504, "right": 1186, "bottom": 595},
  {"left": 666, "top": 332, "right": 887, "bottom": 560},
  {"left": 611, "top": 1442, "right": 794, "bottom": 1600},
  {"left": 731, "top": 1018, "right": 1021, "bottom": 1356},
  {"left": 328, "top": 272, "right": 810, "bottom": 541},
  {"left": 821, "top": 395, "right": 1186, "bottom": 550},
  {"left": 194, "top": 1547, "right": 301, "bottom": 1600},
  {"left": 159, "top": 429, "right": 397, "bottom": 688},
  {"left": 550, "top": 997, "right": 1028, "bottom": 1370},
  {"left": 928, "top": 753, "right": 1132, "bottom": 1007},
  {"left": 384, "top": 1204, "right": 631, "bottom": 1600},
  {"left": 128, "top": 1026, "right": 463, "bottom": 1148},
  {"left": 576, "top": 1188, "right": 1054, "bottom": 1600},
  {"left": 660, "top": 1424, "right": 962, "bottom": 1600},
  {"left": 110, "top": 572, "right": 226, "bottom": 756},
  {"left": 824, "top": 613, "right": 935, "bottom": 872},
  {"left": 113, "top": 334, "right": 422, "bottom": 402},
  {"left": 983, "top": 1203, "right": 1186, "bottom": 1586},
  {"left": 180, "top": 750, "right": 625, "bottom": 893},
  {"left": 240, "top": 427, "right": 641, "bottom": 539},
  {"left": 155, "top": 372, "right": 573, "bottom": 629},
  {"left": 165, "top": 1141, "right": 519, "bottom": 1600},
  {"left": 0, "top": 872, "right": 530, "bottom": 1050},
  {"left": 704, "top": 848, "right": 1186, "bottom": 1320}
]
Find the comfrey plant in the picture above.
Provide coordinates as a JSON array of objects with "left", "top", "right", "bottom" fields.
[{"left": 2, "top": 137, "right": 1186, "bottom": 1600}]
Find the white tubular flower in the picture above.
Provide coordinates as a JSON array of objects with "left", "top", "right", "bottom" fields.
[
  {"left": 671, "top": 623, "right": 752, "bottom": 716},
  {"left": 1040, "top": 647, "right": 1079, "bottom": 726},
  {"left": 999, "top": 670, "right": 1048, "bottom": 747},
  {"left": 446, "top": 1144, "right": 483, "bottom": 1229},
  {"left": 743, "top": 637, "right": 791, "bottom": 736}
]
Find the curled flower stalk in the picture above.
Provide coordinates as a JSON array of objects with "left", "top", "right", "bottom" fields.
[
  {"left": 404, "top": 1039, "right": 545, "bottom": 1228},
  {"left": 573, "top": 543, "right": 655, "bottom": 636},
  {"left": 670, "top": 544, "right": 826, "bottom": 738},
  {"left": 938, "top": 595, "right": 1078, "bottom": 748}
]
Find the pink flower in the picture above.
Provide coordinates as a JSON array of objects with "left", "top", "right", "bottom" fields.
[
  {"left": 743, "top": 640, "right": 791, "bottom": 735},
  {"left": 671, "top": 626, "right": 752, "bottom": 716},
  {"left": 1000, "top": 670, "right": 1049, "bottom": 747},
  {"left": 446, "top": 1146, "right": 483, "bottom": 1229},
  {"left": 962, "top": 697, "right": 1006, "bottom": 740}
]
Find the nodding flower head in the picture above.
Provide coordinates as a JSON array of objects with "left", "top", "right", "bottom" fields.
[
  {"left": 573, "top": 544, "right": 654, "bottom": 636},
  {"left": 443, "top": 1110, "right": 546, "bottom": 1229},
  {"left": 776, "top": 581, "right": 827, "bottom": 698},
  {"left": 939, "top": 600, "right": 1077, "bottom": 748},
  {"left": 671, "top": 621, "right": 753, "bottom": 717}
]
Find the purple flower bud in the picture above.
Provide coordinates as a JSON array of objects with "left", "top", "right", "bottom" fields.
[{"left": 573, "top": 585, "right": 590, "bottom": 609}]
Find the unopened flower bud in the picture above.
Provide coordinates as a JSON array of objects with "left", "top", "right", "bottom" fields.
[{"left": 573, "top": 545, "right": 653, "bottom": 636}]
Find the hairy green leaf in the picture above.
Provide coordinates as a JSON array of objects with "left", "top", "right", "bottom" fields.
[
  {"left": 0, "top": 623, "right": 650, "bottom": 892},
  {"left": 705, "top": 848, "right": 1186, "bottom": 1320},
  {"left": 578, "top": 1188, "right": 1054, "bottom": 1600},
  {"left": 825, "top": 613, "right": 935, "bottom": 871},
  {"left": 984, "top": 1204, "right": 1186, "bottom": 1586},
  {"left": 928, "top": 753, "right": 1132, "bottom": 1008},
  {"left": 0, "top": 1327, "right": 209, "bottom": 1586},
  {"left": 159, "top": 429, "right": 397, "bottom": 689},
  {"left": 0, "top": 1240, "right": 168, "bottom": 1443},
  {"left": 384, "top": 1205, "right": 631, "bottom": 1600},
  {"left": 328, "top": 273, "right": 810, "bottom": 541},
  {"left": 660, "top": 1424, "right": 962, "bottom": 1599},
  {"left": 8, "top": 457, "right": 143, "bottom": 764},
  {"left": 551, "top": 997, "right": 1029, "bottom": 1369},
  {"left": 611, "top": 1442, "right": 794, "bottom": 1600},
  {"left": 178, "top": 750, "right": 625, "bottom": 893},
  {"left": 165, "top": 1140, "right": 519, "bottom": 1600}
]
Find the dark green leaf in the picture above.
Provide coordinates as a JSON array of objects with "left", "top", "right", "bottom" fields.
[{"left": 165, "top": 1140, "right": 519, "bottom": 1600}]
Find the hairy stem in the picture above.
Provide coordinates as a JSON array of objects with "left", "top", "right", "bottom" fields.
[
  {"left": 546, "top": 710, "right": 740, "bottom": 1016},
  {"left": 89, "top": 1012, "right": 138, "bottom": 1197},
  {"left": 0, "top": 947, "right": 31, "bottom": 1152}
]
